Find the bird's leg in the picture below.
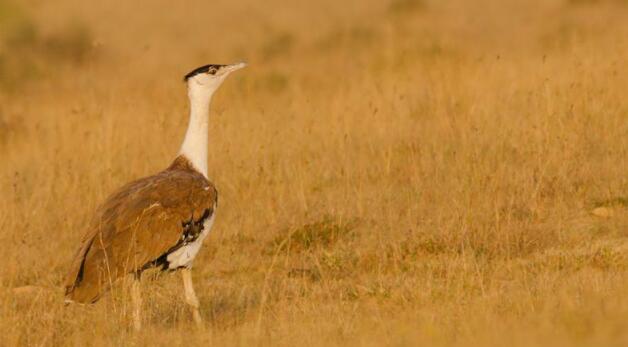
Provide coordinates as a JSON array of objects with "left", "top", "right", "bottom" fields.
[
  {"left": 131, "top": 274, "right": 142, "bottom": 331},
  {"left": 181, "top": 267, "right": 202, "bottom": 326}
]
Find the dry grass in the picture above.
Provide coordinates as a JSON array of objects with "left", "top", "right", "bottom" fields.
[{"left": 1, "top": 0, "right": 627, "bottom": 345}]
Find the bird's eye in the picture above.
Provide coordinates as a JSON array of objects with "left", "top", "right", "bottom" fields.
[{"left": 208, "top": 67, "right": 217, "bottom": 75}]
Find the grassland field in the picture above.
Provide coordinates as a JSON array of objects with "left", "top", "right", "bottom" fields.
[{"left": 0, "top": 0, "right": 627, "bottom": 346}]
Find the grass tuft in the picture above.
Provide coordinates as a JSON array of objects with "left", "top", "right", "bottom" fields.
[{"left": 268, "top": 217, "right": 357, "bottom": 254}]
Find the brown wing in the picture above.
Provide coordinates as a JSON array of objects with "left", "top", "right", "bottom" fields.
[{"left": 64, "top": 158, "right": 217, "bottom": 303}]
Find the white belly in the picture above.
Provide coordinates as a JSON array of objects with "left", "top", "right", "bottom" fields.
[{"left": 166, "top": 211, "right": 215, "bottom": 269}]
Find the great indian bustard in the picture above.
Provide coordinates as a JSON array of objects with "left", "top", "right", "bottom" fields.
[{"left": 64, "top": 62, "right": 246, "bottom": 329}]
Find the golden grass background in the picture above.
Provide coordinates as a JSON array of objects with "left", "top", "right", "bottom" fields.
[{"left": 1, "top": 0, "right": 627, "bottom": 345}]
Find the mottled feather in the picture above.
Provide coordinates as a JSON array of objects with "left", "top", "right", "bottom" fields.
[{"left": 64, "top": 156, "right": 217, "bottom": 303}]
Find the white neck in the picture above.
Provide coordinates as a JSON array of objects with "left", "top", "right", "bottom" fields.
[{"left": 178, "top": 85, "right": 214, "bottom": 178}]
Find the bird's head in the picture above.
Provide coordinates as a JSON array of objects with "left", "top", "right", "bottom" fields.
[{"left": 184, "top": 62, "right": 246, "bottom": 98}]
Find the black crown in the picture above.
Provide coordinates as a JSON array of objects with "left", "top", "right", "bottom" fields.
[{"left": 183, "top": 64, "right": 227, "bottom": 81}]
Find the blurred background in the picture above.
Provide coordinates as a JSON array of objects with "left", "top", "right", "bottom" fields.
[
  {"left": 1, "top": 0, "right": 626, "bottom": 91},
  {"left": 1, "top": 0, "right": 627, "bottom": 346}
]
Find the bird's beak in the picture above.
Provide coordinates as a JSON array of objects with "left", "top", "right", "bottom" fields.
[{"left": 224, "top": 62, "right": 247, "bottom": 73}]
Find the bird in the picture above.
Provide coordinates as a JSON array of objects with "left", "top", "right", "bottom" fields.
[{"left": 64, "top": 62, "right": 246, "bottom": 330}]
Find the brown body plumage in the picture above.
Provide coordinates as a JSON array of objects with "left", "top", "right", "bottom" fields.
[{"left": 64, "top": 156, "right": 217, "bottom": 303}]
